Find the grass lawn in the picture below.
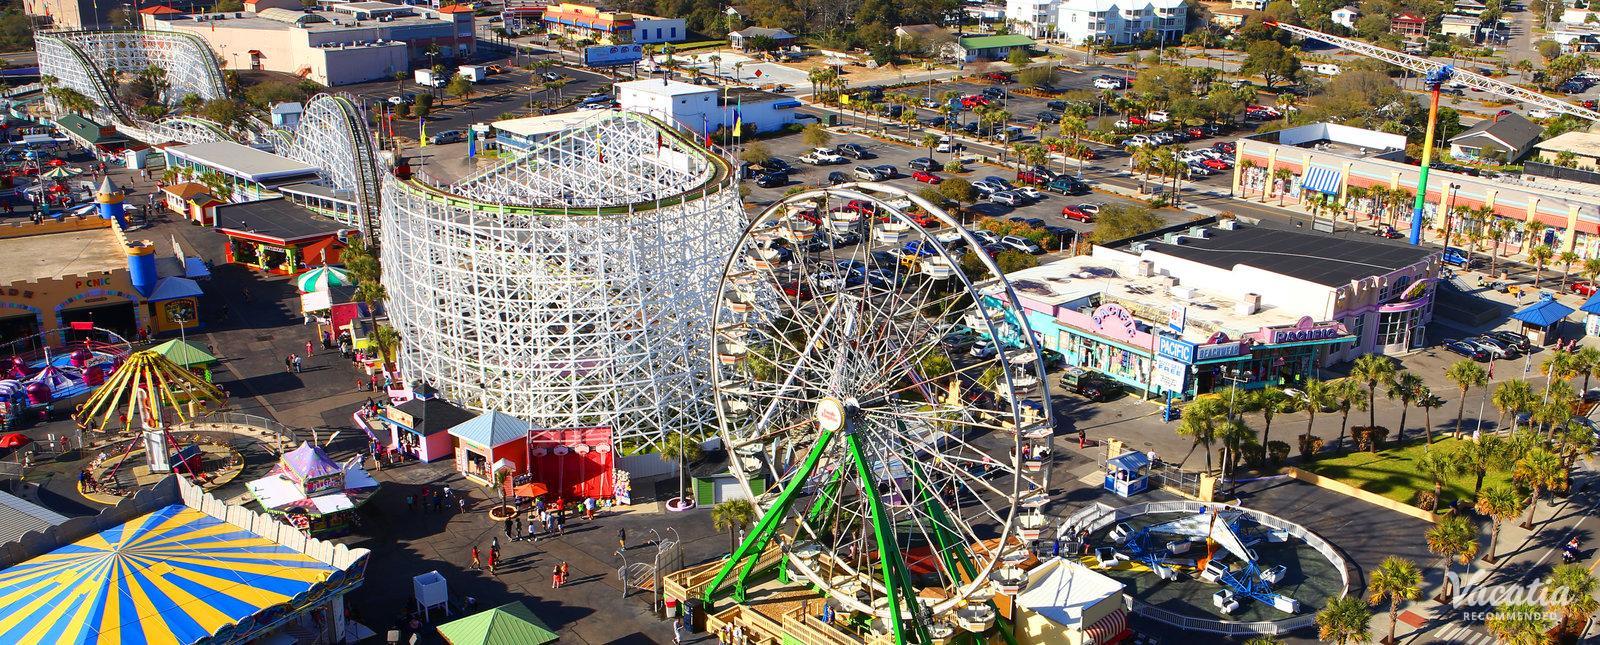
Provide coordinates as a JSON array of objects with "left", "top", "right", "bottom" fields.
[{"left": 1301, "top": 437, "right": 1515, "bottom": 509}]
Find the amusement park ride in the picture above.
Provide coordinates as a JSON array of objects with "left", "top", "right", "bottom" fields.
[
  {"left": 1262, "top": 21, "right": 1600, "bottom": 245},
  {"left": 72, "top": 349, "right": 226, "bottom": 488},
  {"left": 696, "top": 185, "right": 1056, "bottom": 644},
  {"left": 1111, "top": 507, "right": 1299, "bottom": 615}
]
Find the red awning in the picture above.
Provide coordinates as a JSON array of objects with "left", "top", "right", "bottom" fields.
[
  {"left": 1085, "top": 607, "right": 1128, "bottom": 645},
  {"left": 247, "top": 49, "right": 262, "bottom": 55}
]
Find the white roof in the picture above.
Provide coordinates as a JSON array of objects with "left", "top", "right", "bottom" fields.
[
  {"left": 166, "top": 141, "right": 320, "bottom": 182},
  {"left": 492, "top": 111, "right": 611, "bottom": 138},
  {"left": 1536, "top": 130, "right": 1600, "bottom": 157},
  {"left": 1016, "top": 559, "right": 1124, "bottom": 627},
  {"left": 616, "top": 78, "right": 717, "bottom": 99}
]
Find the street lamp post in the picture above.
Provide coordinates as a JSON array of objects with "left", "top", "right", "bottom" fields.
[
  {"left": 1441, "top": 182, "right": 1462, "bottom": 252},
  {"left": 1219, "top": 366, "right": 1249, "bottom": 492}
]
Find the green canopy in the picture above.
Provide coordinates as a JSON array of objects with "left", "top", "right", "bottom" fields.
[
  {"left": 149, "top": 339, "right": 216, "bottom": 367},
  {"left": 436, "top": 602, "right": 558, "bottom": 645}
]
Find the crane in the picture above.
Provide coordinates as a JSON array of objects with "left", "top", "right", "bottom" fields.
[{"left": 1264, "top": 20, "right": 1600, "bottom": 246}]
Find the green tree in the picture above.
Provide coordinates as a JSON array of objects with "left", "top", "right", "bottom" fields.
[
  {"left": 711, "top": 499, "right": 757, "bottom": 553},
  {"left": 213, "top": 0, "right": 244, "bottom": 11},
  {"left": 1475, "top": 483, "right": 1525, "bottom": 563},
  {"left": 1350, "top": 354, "right": 1397, "bottom": 432},
  {"left": 1493, "top": 379, "right": 1536, "bottom": 432},
  {"left": 1366, "top": 556, "right": 1422, "bottom": 645},
  {"left": 939, "top": 178, "right": 975, "bottom": 218},
  {"left": 1241, "top": 40, "right": 1301, "bottom": 89},
  {"left": 1088, "top": 204, "right": 1165, "bottom": 244},
  {"left": 1457, "top": 434, "right": 1506, "bottom": 498},
  {"left": 802, "top": 123, "right": 832, "bottom": 149},
  {"left": 1386, "top": 370, "right": 1424, "bottom": 443},
  {"left": 1415, "top": 447, "right": 1454, "bottom": 511},
  {"left": 659, "top": 433, "right": 703, "bottom": 508},
  {"left": 370, "top": 324, "right": 401, "bottom": 371},
  {"left": 1017, "top": 65, "right": 1054, "bottom": 87},
  {"left": 995, "top": 250, "right": 1040, "bottom": 273},
  {"left": 1529, "top": 244, "right": 1555, "bottom": 286},
  {"left": 1006, "top": 47, "right": 1031, "bottom": 67},
  {"left": 1332, "top": 377, "right": 1367, "bottom": 450},
  {"left": 1252, "top": 386, "right": 1290, "bottom": 453},
  {"left": 445, "top": 74, "right": 473, "bottom": 101},
  {"left": 1315, "top": 595, "right": 1371, "bottom": 645},
  {"left": 1512, "top": 447, "right": 1566, "bottom": 527},
  {"left": 1176, "top": 395, "right": 1227, "bottom": 472},
  {"left": 354, "top": 281, "right": 388, "bottom": 335},
  {"left": 1426, "top": 514, "right": 1479, "bottom": 601},
  {"left": 739, "top": 143, "right": 773, "bottom": 166},
  {"left": 1295, "top": 378, "right": 1336, "bottom": 449},
  {"left": 1546, "top": 563, "right": 1600, "bottom": 634},
  {"left": 1445, "top": 360, "right": 1488, "bottom": 439}
]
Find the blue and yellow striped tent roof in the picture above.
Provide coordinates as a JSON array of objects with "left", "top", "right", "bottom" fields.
[{"left": 0, "top": 504, "right": 335, "bottom": 645}]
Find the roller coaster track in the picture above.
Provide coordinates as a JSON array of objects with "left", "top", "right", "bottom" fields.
[{"left": 279, "top": 94, "right": 384, "bottom": 235}]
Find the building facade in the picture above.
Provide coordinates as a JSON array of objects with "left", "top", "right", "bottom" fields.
[
  {"left": 1055, "top": 0, "right": 1188, "bottom": 45},
  {"left": 541, "top": 3, "right": 681, "bottom": 44},
  {"left": 615, "top": 79, "right": 802, "bottom": 135}
]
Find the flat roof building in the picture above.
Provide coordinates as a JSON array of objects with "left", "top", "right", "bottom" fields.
[
  {"left": 615, "top": 79, "right": 803, "bottom": 136},
  {"left": 164, "top": 141, "right": 321, "bottom": 201},
  {"left": 214, "top": 198, "right": 348, "bottom": 275}
]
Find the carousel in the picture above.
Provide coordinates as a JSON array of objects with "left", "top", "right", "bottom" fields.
[
  {"left": 71, "top": 349, "right": 234, "bottom": 500},
  {"left": 0, "top": 329, "right": 131, "bottom": 425},
  {"left": 246, "top": 442, "right": 379, "bottom": 537}
]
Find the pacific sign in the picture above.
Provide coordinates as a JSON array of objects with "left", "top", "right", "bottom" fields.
[{"left": 1261, "top": 316, "right": 1348, "bottom": 345}]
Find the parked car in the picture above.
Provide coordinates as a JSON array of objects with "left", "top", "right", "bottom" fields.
[
  {"left": 984, "top": 71, "right": 1013, "bottom": 83},
  {"left": 912, "top": 170, "right": 943, "bottom": 184},
  {"left": 1046, "top": 100, "right": 1069, "bottom": 111},
  {"left": 1147, "top": 110, "right": 1170, "bottom": 123},
  {"left": 1093, "top": 76, "right": 1127, "bottom": 90},
  {"left": 802, "top": 148, "right": 847, "bottom": 164},
  {"left": 1061, "top": 205, "right": 1094, "bottom": 222},
  {"left": 843, "top": 199, "right": 876, "bottom": 216},
  {"left": 908, "top": 157, "right": 937, "bottom": 172},
  {"left": 873, "top": 164, "right": 899, "bottom": 179},
  {"left": 1444, "top": 340, "right": 1489, "bottom": 362},
  {"left": 836, "top": 143, "right": 874, "bottom": 159},
  {"left": 971, "top": 180, "right": 1002, "bottom": 197},
  {"left": 1201, "top": 158, "right": 1232, "bottom": 170},
  {"left": 1061, "top": 367, "right": 1118, "bottom": 401},
  {"left": 1047, "top": 177, "right": 1090, "bottom": 195},
  {"left": 1573, "top": 280, "right": 1600, "bottom": 296},
  {"left": 754, "top": 172, "right": 787, "bottom": 188},
  {"left": 430, "top": 129, "right": 464, "bottom": 145},
  {"left": 1472, "top": 335, "right": 1520, "bottom": 359},
  {"left": 936, "top": 136, "right": 960, "bottom": 153},
  {"left": 1486, "top": 330, "right": 1533, "bottom": 352},
  {"left": 902, "top": 240, "right": 939, "bottom": 256},
  {"left": 826, "top": 170, "right": 849, "bottom": 185},
  {"left": 541, "top": 71, "right": 564, "bottom": 81},
  {"left": 999, "top": 235, "right": 1044, "bottom": 254},
  {"left": 854, "top": 166, "right": 886, "bottom": 181},
  {"left": 970, "top": 229, "right": 1000, "bottom": 245},
  {"left": 1186, "top": 164, "right": 1215, "bottom": 177},
  {"left": 1016, "top": 187, "right": 1044, "bottom": 201},
  {"left": 1442, "top": 247, "right": 1479, "bottom": 268},
  {"left": 970, "top": 339, "right": 999, "bottom": 359},
  {"left": 990, "top": 191, "right": 1026, "bottom": 206}
]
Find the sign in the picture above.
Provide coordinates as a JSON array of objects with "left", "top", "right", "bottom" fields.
[
  {"left": 1260, "top": 316, "right": 1348, "bottom": 344},
  {"left": 1156, "top": 336, "right": 1196, "bottom": 364},
  {"left": 1167, "top": 304, "right": 1186, "bottom": 333},
  {"left": 816, "top": 397, "right": 845, "bottom": 432},
  {"left": 583, "top": 43, "right": 643, "bottom": 68},
  {"left": 1196, "top": 341, "right": 1247, "bottom": 361},
  {"left": 1091, "top": 303, "right": 1138, "bottom": 340},
  {"left": 1154, "top": 358, "right": 1186, "bottom": 392}
]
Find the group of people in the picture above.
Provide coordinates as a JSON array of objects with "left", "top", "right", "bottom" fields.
[
  {"left": 283, "top": 354, "right": 304, "bottom": 373},
  {"left": 404, "top": 484, "right": 462, "bottom": 514}
]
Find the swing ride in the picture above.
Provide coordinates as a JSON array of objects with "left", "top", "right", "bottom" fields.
[{"left": 700, "top": 184, "right": 1055, "bottom": 644}]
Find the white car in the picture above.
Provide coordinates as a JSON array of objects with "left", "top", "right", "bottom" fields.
[
  {"left": 1114, "top": 119, "right": 1137, "bottom": 129},
  {"left": 990, "top": 191, "right": 1025, "bottom": 206},
  {"left": 806, "top": 148, "right": 847, "bottom": 164},
  {"left": 1147, "top": 110, "right": 1170, "bottom": 123},
  {"left": 1187, "top": 164, "right": 1215, "bottom": 177},
  {"left": 1529, "top": 107, "right": 1555, "bottom": 119},
  {"left": 1078, "top": 203, "right": 1102, "bottom": 215},
  {"left": 935, "top": 136, "right": 958, "bottom": 153},
  {"left": 1093, "top": 77, "right": 1125, "bottom": 90},
  {"left": 1016, "top": 187, "right": 1045, "bottom": 200},
  {"left": 1000, "top": 235, "right": 1044, "bottom": 254},
  {"left": 971, "top": 229, "right": 1000, "bottom": 245}
]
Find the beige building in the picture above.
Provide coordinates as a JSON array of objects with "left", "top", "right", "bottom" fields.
[
  {"left": 144, "top": 3, "right": 474, "bottom": 86},
  {"left": 1535, "top": 131, "right": 1600, "bottom": 170}
]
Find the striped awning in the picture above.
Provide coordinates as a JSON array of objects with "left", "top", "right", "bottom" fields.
[
  {"left": 1085, "top": 607, "right": 1129, "bottom": 645},
  {"left": 1301, "top": 165, "right": 1342, "bottom": 195}
]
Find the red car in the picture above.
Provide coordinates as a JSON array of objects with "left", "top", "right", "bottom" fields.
[
  {"left": 1127, "top": 116, "right": 1148, "bottom": 126},
  {"left": 1061, "top": 206, "right": 1094, "bottom": 222},
  {"left": 961, "top": 95, "right": 991, "bottom": 108},
  {"left": 1574, "top": 281, "right": 1600, "bottom": 296},
  {"left": 1016, "top": 170, "right": 1049, "bottom": 185},
  {"left": 912, "top": 170, "right": 942, "bottom": 184},
  {"left": 1201, "top": 158, "right": 1231, "bottom": 170},
  {"left": 985, "top": 72, "right": 1014, "bottom": 83},
  {"left": 1075, "top": 147, "right": 1100, "bottom": 160},
  {"left": 1186, "top": 127, "right": 1205, "bottom": 138},
  {"left": 781, "top": 281, "right": 814, "bottom": 301}
]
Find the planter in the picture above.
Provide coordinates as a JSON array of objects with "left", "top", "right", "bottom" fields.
[{"left": 486, "top": 503, "right": 518, "bottom": 521}]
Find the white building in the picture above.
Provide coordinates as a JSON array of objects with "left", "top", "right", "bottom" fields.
[
  {"left": 631, "top": 15, "right": 688, "bottom": 44},
  {"left": 615, "top": 79, "right": 803, "bottom": 136},
  {"left": 1007, "top": 0, "right": 1063, "bottom": 37},
  {"left": 1054, "top": 0, "right": 1188, "bottom": 46},
  {"left": 1331, "top": 5, "right": 1359, "bottom": 28}
]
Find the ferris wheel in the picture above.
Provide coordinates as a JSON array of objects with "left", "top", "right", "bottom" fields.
[{"left": 700, "top": 184, "right": 1056, "bottom": 644}]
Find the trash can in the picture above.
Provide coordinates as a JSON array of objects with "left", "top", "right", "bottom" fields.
[
  {"left": 683, "top": 599, "right": 707, "bottom": 632},
  {"left": 826, "top": 114, "right": 840, "bottom": 126}
]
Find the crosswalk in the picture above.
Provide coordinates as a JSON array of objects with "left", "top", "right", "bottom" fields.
[{"left": 1432, "top": 622, "right": 1494, "bottom": 644}]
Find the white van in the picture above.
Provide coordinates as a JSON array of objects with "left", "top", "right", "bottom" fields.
[{"left": 1315, "top": 63, "right": 1342, "bottom": 76}]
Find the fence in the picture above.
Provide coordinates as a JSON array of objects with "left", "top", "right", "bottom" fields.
[
  {"left": 1076, "top": 499, "right": 1351, "bottom": 636},
  {"left": 1524, "top": 160, "right": 1600, "bottom": 186},
  {"left": 182, "top": 411, "right": 299, "bottom": 455},
  {"left": 1147, "top": 461, "right": 1202, "bottom": 497}
]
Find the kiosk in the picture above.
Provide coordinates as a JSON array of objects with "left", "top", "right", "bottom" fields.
[{"left": 1104, "top": 450, "right": 1151, "bottom": 497}]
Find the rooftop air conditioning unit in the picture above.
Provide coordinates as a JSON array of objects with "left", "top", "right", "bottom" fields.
[
  {"left": 1235, "top": 292, "right": 1261, "bottom": 316},
  {"left": 1187, "top": 226, "right": 1209, "bottom": 238},
  {"left": 1217, "top": 218, "right": 1238, "bottom": 231},
  {"left": 1134, "top": 259, "right": 1153, "bottom": 277},
  {"left": 1162, "top": 233, "right": 1183, "bottom": 244},
  {"left": 1158, "top": 275, "right": 1178, "bottom": 288},
  {"left": 1130, "top": 242, "right": 1148, "bottom": 253},
  {"left": 1172, "top": 285, "right": 1197, "bottom": 300}
]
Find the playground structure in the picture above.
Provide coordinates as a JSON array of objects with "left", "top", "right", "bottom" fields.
[
  {"left": 0, "top": 327, "right": 131, "bottom": 417},
  {"left": 380, "top": 110, "right": 743, "bottom": 451},
  {"left": 1060, "top": 500, "right": 1350, "bottom": 637}
]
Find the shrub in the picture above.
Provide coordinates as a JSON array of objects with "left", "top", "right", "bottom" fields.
[{"left": 1297, "top": 434, "right": 1323, "bottom": 460}]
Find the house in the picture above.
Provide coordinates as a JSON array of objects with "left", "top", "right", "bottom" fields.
[
  {"left": 1391, "top": 13, "right": 1427, "bottom": 37},
  {"left": 1534, "top": 131, "right": 1600, "bottom": 170},
  {"left": 953, "top": 34, "right": 1037, "bottom": 62},
  {"left": 159, "top": 182, "right": 224, "bottom": 225},
  {"left": 1448, "top": 113, "right": 1541, "bottom": 163},
  {"left": 728, "top": 27, "right": 797, "bottom": 51},
  {"left": 1331, "top": 5, "right": 1359, "bottom": 28},
  {"left": 1210, "top": 7, "right": 1251, "bottom": 28},
  {"left": 1056, "top": 0, "right": 1189, "bottom": 46},
  {"left": 1440, "top": 14, "right": 1481, "bottom": 40},
  {"left": 1454, "top": 0, "right": 1486, "bottom": 15},
  {"left": 379, "top": 395, "right": 475, "bottom": 463},
  {"left": 1230, "top": 0, "right": 1266, "bottom": 9}
]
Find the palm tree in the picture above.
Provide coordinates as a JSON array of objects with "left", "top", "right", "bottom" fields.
[
  {"left": 1557, "top": 419, "right": 1596, "bottom": 469},
  {"left": 1457, "top": 434, "right": 1506, "bottom": 497},
  {"left": 1415, "top": 447, "right": 1454, "bottom": 511},
  {"left": 658, "top": 433, "right": 703, "bottom": 509},
  {"left": 1176, "top": 395, "right": 1226, "bottom": 472},
  {"left": 1559, "top": 250, "right": 1582, "bottom": 288},
  {"left": 1484, "top": 602, "right": 1556, "bottom": 644},
  {"left": 354, "top": 281, "right": 388, "bottom": 338},
  {"left": 1239, "top": 158, "right": 1258, "bottom": 197},
  {"left": 1366, "top": 556, "right": 1422, "bottom": 645},
  {"left": 1445, "top": 360, "right": 1488, "bottom": 439},
  {"left": 1253, "top": 386, "right": 1290, "bottom": 451},
  {"left": 1417, "top": 389, "right": 1445, "bottom": 444},
  {"left": 1476, "top": 483, "right": 1526, "bottom": 563},
  {"left": 1386, "top": 371, "right": 1424, "bottom": 444},
  {"left": 1333, "top": 378, "right": 1367, "bottom": 450},
  {"left": 1058, "top": 115, "right": 1088, "bottom": 177},
  {"left": 1316, "top": 595, "right": 1371, "bottom": 645},
  {"left": 1576, "top": 344, "right": 1600, "bottom": 391},
  {"left": 1272, "top": 168, "right": 1293, "bottom": 205},
  {"left": 1585, "top": 257, "right": 1600, "bottom": 295},
  {"left": 1546, "top": 563, "right": 1600, "bottom": 635},
  {"left": 711, "top": 499, "right": 757, "bottom": 553},
  {"left": 1492, "top": 379, "right": 1535, "bottom": 432},
  {"left": 1217, "top": 417, "right": 1257, "bottom": 482},
  {"left": 1488, "top": 218, "right": 1511, "bottom": 274},
  {"left": 922, "top": 132, "right": 941, "bottom": 161},
  {"left": 1427, "top": 514, "right": 1479, "bottom": 602},
  {"left": 1514, "top": 446, "right": 1568, "bottom": 529},
  {"left": 370, "top": 324, "right": 401, "bottom": 372},
  {"left": 1351, "top": 355, "right": 1397, "bottom": 432},
  {"left": 1529, "top": 244, "right": 1554, "bottom": 286}
]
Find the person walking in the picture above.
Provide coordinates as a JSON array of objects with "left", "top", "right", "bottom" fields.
[
  {"left": 292, "top": 355, "right": 302, "bottom": 373},
  {"left": 673, "top": 620, "right": 683, "bottom": 644},
  {"left": 284, "top": 355, "right": 293, "bottom": 373},
  {"left": 491, "top": 537, "right": 500, "bottom": 561},
  {"left": 471, "top": 545, "right": 481, "bottom": 570},
  {"left": 551, "top": 563, "right": 562, "bottom": 589},
  {"left": 584, "top": 497, "right": 595, "bottom": 520},
  {"left": 617, "top": 528, "right": 626, "bottom": 552},
  {"left": 457, "top": 496, "right": 467, "bottom": 514},
  {"left": 486, "top": 549, "right": 496, "bottom": 575},
  {"left": 514, "top": 515, "right": 523, "bottom": 541},
  {"left": 404, "top": 493, "right": 415, "bottom": 512},
  {"left": 504, "top": 516, "right": 515, "bottom": 539},
  {"left": 305, "top": 340, "right": 314, "bottom": 357},
  {"left": 560, "top": 562, "right": 569, "bottom": 587}
]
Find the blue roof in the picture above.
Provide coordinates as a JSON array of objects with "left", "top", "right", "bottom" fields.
[
  {"left": 1510, "top": 296, "right": 1574, "bottom": 327},
  {"left": 147, "top": 276, "right": 204, "bottom": 302},
  {"left": 1582, "top": 293, "right": 1600, "bottom": 315},
  {"left": 447, "top": 411, "right": 531, "bottom": 448},
  {"left": 1106, "top": 450, "right": 1150, "bottom": 472}
]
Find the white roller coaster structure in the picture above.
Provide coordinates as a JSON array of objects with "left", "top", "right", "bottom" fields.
[
  {"left": 380, "top": 110, "right": 744, "bottom": 450},
  {"left": 37, "top": 31, "right": 383, "bottom": 233}
]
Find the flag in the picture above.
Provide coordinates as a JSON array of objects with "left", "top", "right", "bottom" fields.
[
  {"left": 840, "top": 93, "right": 850, "bottom": 105},
  {"left": 733, "top": 104, "right": 743, "bottom": 136},
  {"left": 418, "top": 116, "right": 427, "bottom": 148}
]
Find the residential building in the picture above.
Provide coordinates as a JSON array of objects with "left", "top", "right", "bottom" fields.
[
  {"left": 614, "top": 79, "right": 802, "bottom": 136},
  {"left": 541, "top": 3, "right": 683, "bottom": 44},
  {"left": 1209, "top": 7, "right": 1251, "bottom": 28},
  {"left": 1331, "top": 5, "right": 1359, "bottom": 28},
  {"left": 1234, "top": 122, "right": 1600, "bottom": 258},
  {"left": 1230, "top": 0, "right": 1266, "bottom": 9},
  {"left": 1440, "top": 14, "right": 1481, "bottom": 39},
  {"left": 1447, "top": 113, "right": 1541, "bottom": 162},
  {"left": 148, "top": 4, "right": 474, "bottom": 86},
  {"left": 728, "top": 27, "right": 797, "bottom": 51},
  {"left": 1534, "top": 131, "right": 1600, "bottom": 170},
  {"left": 1454, "top": 0, "right": 1487, "bottom": 15},
  {"left": 1391, "top": 13, "right": 1427, "bottom": 37},
  {"left": 953, "top": 34, "right": 1038, "bottom": 61},
  {"left": 30, "top": 0, "right": 106, "bottom": 29},
  {"left": 1007, "top": 0, "right": 1063, "bottom": 36},
  {"left": 631, "top": 15, "right": 687, "bottom": 44},
  {"left": 1056, "top": 0, "right": 1188, "bottom": 46}
]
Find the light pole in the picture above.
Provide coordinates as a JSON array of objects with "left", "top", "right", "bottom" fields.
[
  {"left": 1441, "top": 182, "right": 1463, "bottom": 253},
  {"left": 1219, "top": 365, "right": 1249, "bottom": 492}
]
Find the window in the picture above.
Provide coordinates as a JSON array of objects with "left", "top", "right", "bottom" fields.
[{"left": 671, "top": 27, "right": 677, "bottom": 38}]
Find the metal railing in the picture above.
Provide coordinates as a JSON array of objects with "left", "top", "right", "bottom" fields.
[{"left": 185, "top": 411, "right": 299, "bottom": 454}]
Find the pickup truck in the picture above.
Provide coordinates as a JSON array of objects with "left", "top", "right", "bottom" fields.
[{"left": 800, "top": 149, "right": 847, "bottom": 165}]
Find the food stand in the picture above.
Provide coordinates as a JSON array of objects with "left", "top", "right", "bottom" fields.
[{"left": 246, "top": 442, "right": 379, "bottom": 537}]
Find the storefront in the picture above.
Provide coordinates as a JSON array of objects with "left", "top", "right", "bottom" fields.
[
  {"left": 215, "top": 199, "right": 346, "bottom": 275},
  {"left": 1025, "top": 302, "right": 1161, "bottom": 395},
  {"left": 526, "top": 426, "right": 615, "bottom": 502},
  {"left": 446, "top": 411, "right": 531, "bottom": 485},
  {"left": 377, "top": 396, "right": 474, "bottom": 463},
  {"left": 1154, "top": 318, "right": 1354, "bottom": 399}
]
